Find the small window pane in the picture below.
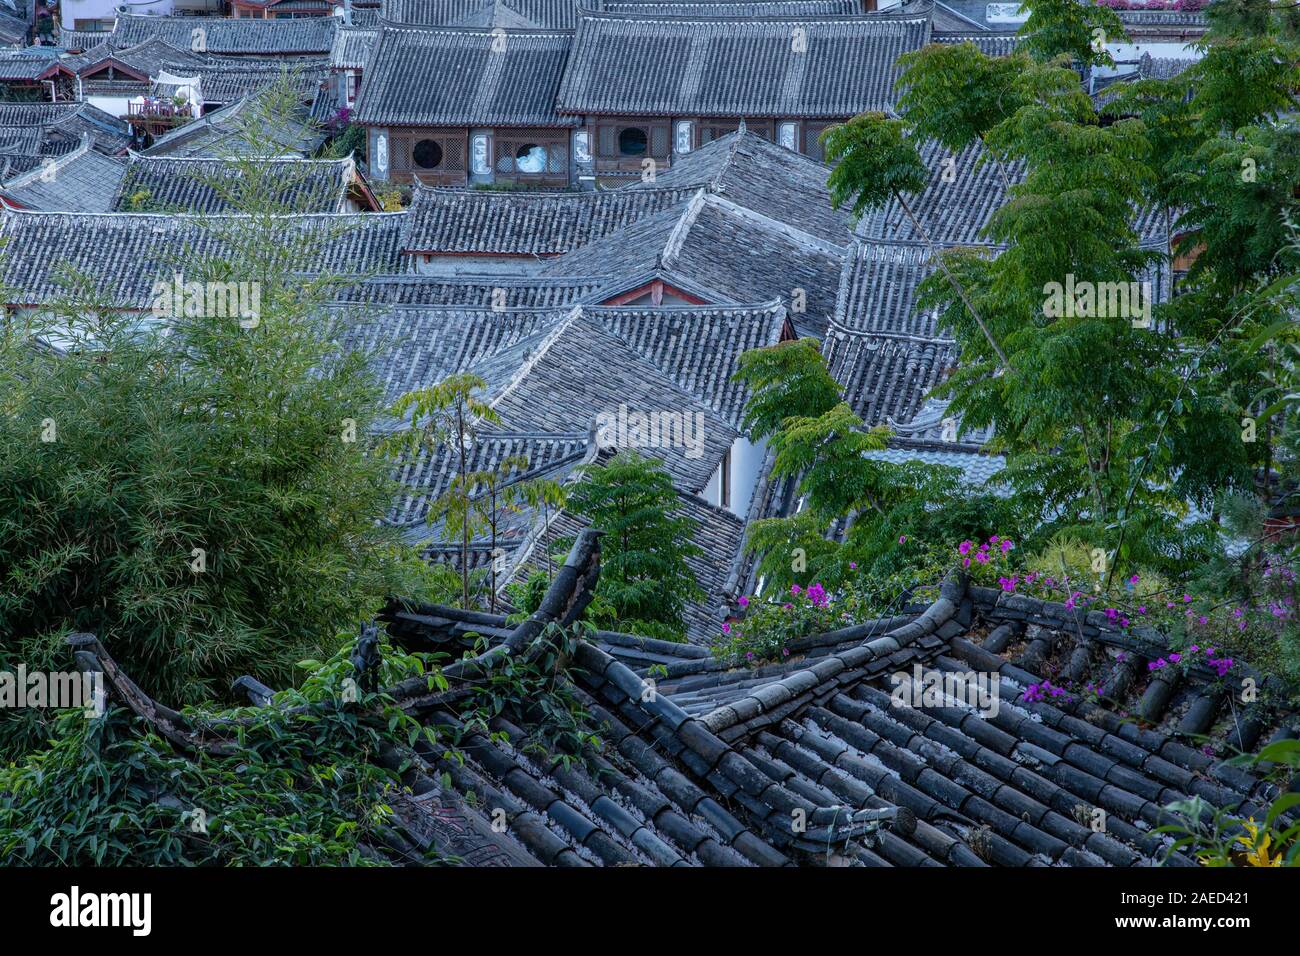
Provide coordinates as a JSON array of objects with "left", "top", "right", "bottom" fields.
[
  {"left": 413, "top": 139, "right": 443, "bottom": 169},
  {"left": 618, "top": 127, "right": 648, "bottom": 157}
]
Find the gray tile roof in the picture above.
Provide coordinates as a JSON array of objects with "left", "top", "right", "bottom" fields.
[
  {"left": 341, "top": 303, "right": 564, "bottom": 404},
  {"left": 383, "top": 0, "right": 581, "bottom": 29},
  {"left": 369, "top": 574, "right": 1291, "bottom": 865},
  {"left": 589, "top": 300, "right": 788, "bottom": 426},
  {"left": 598, "top": 0, "right": 864, "bottom": 14},
  {"left": 351, "top": 300, "right": 784, "bottom": 501},
  {"left": 142, "top": 92, "right": 325, "bottom": 158},
  {"left": 112, "top": 155, "right": 355, "bottom": 213},
  {"left": 174, "top": 57, "right": 332, "bottom": 106},
  {"left": 629, "top": 128, "right": 851, "bottom": 245},
  {"left": 109, "top": 13, "right": 340, "bottom": 56},
  {"left": 555, "top": 11, "right": 930, "bottom": 117},
  {"left": 472, "top": 308, "right": 738, "bottom": 482},
  {"left": 832, "top": 239, "right": 951, "bottom": 338},
  {"left": 931, "top": 31, "right": 1020, "bottom": 55},
  {"left": 335, "top": 273, "right": 607, "bottom": 308},
  {"left": 404, "top": 184, "right": 696, "bottom": 255},
  {"left": 863, "top": 443, "right": 1005, "bottom": 485},
  {"left": 63, "top": 36, "right": 209, "bottom": 78},
  {"left": 539, "top": 190, "right": 846, "bottom": 337},
  {"left": 0, "top": 207, "right": 410, "bottom": 307},
  {"left": 0, "top": 47, "right": 60, "bottom": 80},
  {"left": 330, "top": 26, "right": 377, "bottom": 69},
  {"left": 55, "top": 29, "right": 110, "bottom": 52},
  {"left": 856, "top": 139, "right": 1021, "bottom": 247},
  {"left": 0, "top": 102, "right": 132, "bottom": 156},
  {"left": 824, "top": 323, "right": 954, "bottom": 427},
  {"left": 0, "top": 136, "right": 125, "bottom": 212},
  {"left": 387, "top": 430, "right": 592, "bottom": 534},
  {"left": 354, "top": 24, "right": 578, "bottom": 127}
]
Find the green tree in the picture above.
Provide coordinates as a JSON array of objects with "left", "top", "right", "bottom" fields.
[
  {"left": 382, "top": 374, "right": 499, "bottom": 610},
  {"left": 0, "top": 79, "right": 428, "bottom": 750},
  {"left": 1016, "top": 0, "right": 1127, "bottom": 68},
  {"left": 564, "top": 451, "right": 702, "bottom": 640}
]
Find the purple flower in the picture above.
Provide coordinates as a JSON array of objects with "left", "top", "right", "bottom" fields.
[
  {"left": 737, "top": 596, "right": 749, "bottom": 608},
  {"left": 1168, "top": 653, "right": 1181, "bottom": 663},
  {"left": 790, "top": 584, "right": 802, "bottom": 596},
  {"left": 898, "top": 535, "right": 907, "bottom": 544},
  {"left": 849, "top": 562, "right": 857, "bottom": 570},
  {"left": 958, "top": 541, "right": 973, "bottom": 556},
  {"left": 722, "top": 622, "right": 731, "bottom": 634}
]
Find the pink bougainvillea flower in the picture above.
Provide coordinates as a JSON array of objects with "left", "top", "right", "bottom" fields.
[
  {"left": 737, "top": 596, "right": 749, "bottom": 608},
  {"left": 722, "top": 622, "right": 731, "bottom": 634},
  {"left": 958, "top": 541, "right": 972, "bottom": 556}
]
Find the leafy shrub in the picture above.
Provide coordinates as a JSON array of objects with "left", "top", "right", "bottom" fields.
[
  {"left": 1156, "top": 738, "right": 1300, "bottom": 866},
  {"left": 0, "top": 636, "right": 441, "bottom": 866}
]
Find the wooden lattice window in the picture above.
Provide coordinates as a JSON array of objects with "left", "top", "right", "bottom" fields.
[
  {"left": 389, "top": 129, "right": 467, "bottom": 185},
  {"left": 803, "top": 122, "right": 837, "bottom": 163},
  {"left": 593, "top": 119, "right": 670, "bottom": 174},
  {"left": 492, "top": 128, "right": 570, "bottom": 185},
  {"left": 696, "top": 119, "right": 774, "bottom": 148}
]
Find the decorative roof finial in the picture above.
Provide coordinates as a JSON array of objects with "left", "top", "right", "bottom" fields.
[{"left": 737, "top": 117, "right": 747, "bottom": 135}]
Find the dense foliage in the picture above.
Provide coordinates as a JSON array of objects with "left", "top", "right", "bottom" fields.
[
  {"left": 562, "top": 451, "right": 703, "bottom": 641},
  {"left": 0, "top": 87, "right": 441, "bottom": 758}
]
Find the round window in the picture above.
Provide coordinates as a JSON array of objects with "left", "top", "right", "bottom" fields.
[
  {"left": 618, "top": 127, "right": 648, "bottom": 157},
  {"left": 412, "top": 139, "right": 443, "bottom": 169},
  {"left": 515, "top": 143, "right": 547, "bottom": 173}
]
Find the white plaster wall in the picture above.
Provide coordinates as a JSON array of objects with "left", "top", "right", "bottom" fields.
[
  {"left": 729, "top": 435, "right": 765, "bottom": 518},
  {"left": 62, "top": 0, "right": 173, "bottom": 29}
]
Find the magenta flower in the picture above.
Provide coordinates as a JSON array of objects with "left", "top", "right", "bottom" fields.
[
  {"left": 958, "top": 541, "right": 973, "bottom": 556},
  {"left": 722, "top": 622, "right": 731, "bottom": 634},
  {"left": 737, "top": 596, "right": 749, "bottom": 608},
  {"left": 790, "top": 584, "right": 801, "bottom": 596},
  {"left": 898, "top": 535, "right": 907, "bottom": 544}
]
